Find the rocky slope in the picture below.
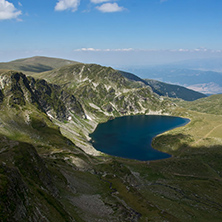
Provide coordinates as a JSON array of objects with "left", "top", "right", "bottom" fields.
[
  {"left": 0, "top": 70, "right": 84, "bottom": 120},
  {"left": 119, "top": 70, "right": 207, "bottom": 101},
  {"left": 32, "top": 63, "right": 172, "bottom": 121}
]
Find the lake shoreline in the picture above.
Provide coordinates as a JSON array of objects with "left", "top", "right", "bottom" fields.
[{"left": 89, "top": 114, "right": 190, "bottom": 161}]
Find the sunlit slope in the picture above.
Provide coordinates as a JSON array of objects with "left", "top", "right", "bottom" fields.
[
  {"left": 176, "top": 94, "right": 222, "bottom": 115},
  {"left": 119, "top": 70, "right": 207, "bottom": 101},
  {"left": 156, "top": 94, "right": 222, "bottom": 152},
  {"left": 32, "top": 63, "right": 171, "bottom": 120},
  {"left": 1, "top": 56, "right": 207, "bottom": 102},
  {"left": 145, "top": 79, "right": 206, "bottom": 101}
]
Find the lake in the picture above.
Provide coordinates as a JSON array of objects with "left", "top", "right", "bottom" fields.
[{"left": 90, "top": 115, "right": 190, "bottom": 161}]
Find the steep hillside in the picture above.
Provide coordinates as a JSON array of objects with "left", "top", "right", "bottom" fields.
[
  {"left": 0, "top": 136, "right": 77, "bottom": 222},
  {"left": 0, "top": 70, "right": 91, "bottom": 152},
  {"left": 32, "top": 63, "right": 170, "bottom": 121},
  {"left": 145, "top": 79, "right": 207, "bottom": 101},
  {"left": 0, "top": 70, "right": 84, "bottom": 120},
  {"left": 176, "top": 94, "right": 222, "bottom": 115},
  {"left": 119, "top": 70, "right": 206, "bottom": 101},
  {"left": 0, "top": 56, "right": 79, "bottom": 75},
  {"left": 123, "top": 67, "right": 222, "bottom": 94}
]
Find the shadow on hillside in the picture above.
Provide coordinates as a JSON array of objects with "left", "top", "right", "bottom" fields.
[{"left": 150, "top": 133, "right": 222, "bottom": 176}]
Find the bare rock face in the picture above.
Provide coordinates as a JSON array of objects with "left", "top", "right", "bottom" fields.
[{"left": 0, "top": 71, "right": 85, "bottom": 121}]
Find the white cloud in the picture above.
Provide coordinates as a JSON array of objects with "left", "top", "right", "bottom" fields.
[
  {"left": 55, "top": 0, "right": 80, "bottom": 12},
  {"left": 90, "top": 0, "right": 111, "bottom": 4},
  {"left": 77, "top": 48, "right": 101, "bottom": 51},
  {"left": 74, "top": 48, "right": 134, "bottom": 52},
  {"left": 96, "top": 3, "right": 125, "bottom": 13},
  {"left": 0, "top": 0, "right": 22, "bottom": 20},
  {"left": 74, "top": 47, "right": 222, "bottom": 53}
]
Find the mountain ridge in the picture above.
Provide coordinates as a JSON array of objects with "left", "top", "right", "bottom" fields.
[
  {"left": 0, "top": 56, "right": 79, "bottom": 75},
  {"left": 120, "top": 65, "right": 222, "bottom": 94},
  {"left": 31, "top": 63, "right": 169, "bottom": 120},
  {"left": 1, "top": 56, "right": 207, "bottom": 101},
  {"left": 120, "top": 70, "right": 207, "bottom": 101}
]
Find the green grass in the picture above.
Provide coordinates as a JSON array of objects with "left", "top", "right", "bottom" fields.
[
  {"left": 0, "top": 56, "right": 79, "bottom": 75},
  {"left": 176, "top": 94, "right": 222, "bottom": 115},
  {"left": 151, "top": 106, "right": 222, "bottom": 154}
]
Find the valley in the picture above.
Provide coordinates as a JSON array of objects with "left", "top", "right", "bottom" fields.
[
  {"left": 0, "top": 57, "right": 222, "bottom": 222},
  {"left": 121, "top": 66, "right": 222, "bottom": 95}
]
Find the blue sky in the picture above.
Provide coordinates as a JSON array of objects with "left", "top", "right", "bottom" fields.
[{"left": 1, "top": 0, "right": 222, "bottom": 66}]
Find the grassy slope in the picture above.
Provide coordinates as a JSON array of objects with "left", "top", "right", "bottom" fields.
[
  {"left": 145, "top": 79, "right": 207, "bottom": 101},
  {"left": 119, "top": 70, "right": 207, "bottom": 101},
  {"left": 176, "top": 94, "right": 222, "bottom": 115},
  {"left": 0, "top": 56, "right": 79, "bottom": 75}
]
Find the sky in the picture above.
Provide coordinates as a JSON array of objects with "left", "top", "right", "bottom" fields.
[{"left": 1, "top": 0, "right": 222, "bottom": 67}]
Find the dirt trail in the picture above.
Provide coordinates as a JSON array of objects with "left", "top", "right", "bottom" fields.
[{"left": 193, "top": 124, "right": 222, "bottom": 145}]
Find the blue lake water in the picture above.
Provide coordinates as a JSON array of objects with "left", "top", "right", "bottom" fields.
[{"left": 90, "top": 115, "right": 190, "bottom": 161}]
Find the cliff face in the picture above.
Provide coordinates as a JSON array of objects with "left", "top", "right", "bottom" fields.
[
  {"left": 28, "top": 77, "right": 85, "bottom": 120},
  {"left": 0, "top": 71, "right": 85, "bottom": 121}
]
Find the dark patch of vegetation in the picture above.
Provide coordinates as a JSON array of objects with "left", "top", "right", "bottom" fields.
[
  {"left": 120, "top": 70, "right": 148, "bottom": 86},
  {"left": 9, "top": 73, "right": 26, "bottom": 107},
  {"left": 0, "top": 89, "right": 3, "bottom": 104},
  {"left": 19, "top": 64, "right": 53, "bottom": 73},
  {"left": 152, "top": 133, "right": 194, "bottom": 154},
  {"left": 0, "top": 136, "right": 77, "bottom": 221},
  {"left": 145, "top": 79, "right": 207, "bottom": 101}
]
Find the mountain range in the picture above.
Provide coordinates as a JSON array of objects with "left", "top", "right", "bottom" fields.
[
  {"left": 1, "top": 56, "right": 222, "bottom": 222},
  {"left": 121, "top": 62, "right": 222, "bottom": 95},
  {"left": 119, "top": 70, "right": 206, "bottom": 101},
  {"left": 0, "top": 57, "right": 207, "bottom": 101}
]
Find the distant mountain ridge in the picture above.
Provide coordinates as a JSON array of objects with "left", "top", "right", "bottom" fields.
[
  {"left": 121, "top": 63, "right": 222, "bottom": 94},
  {"left": 120, "top": 70, "right": 206, "bottom": 101},
  {"left": 0, "top": 56, "right": 79, "bottom": 74},
  {"left": 166, "top": 58, "right": 222, "bottom": 72},
  {"left": 1, "top": 56, "right": 207, "bottom": 101}
]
